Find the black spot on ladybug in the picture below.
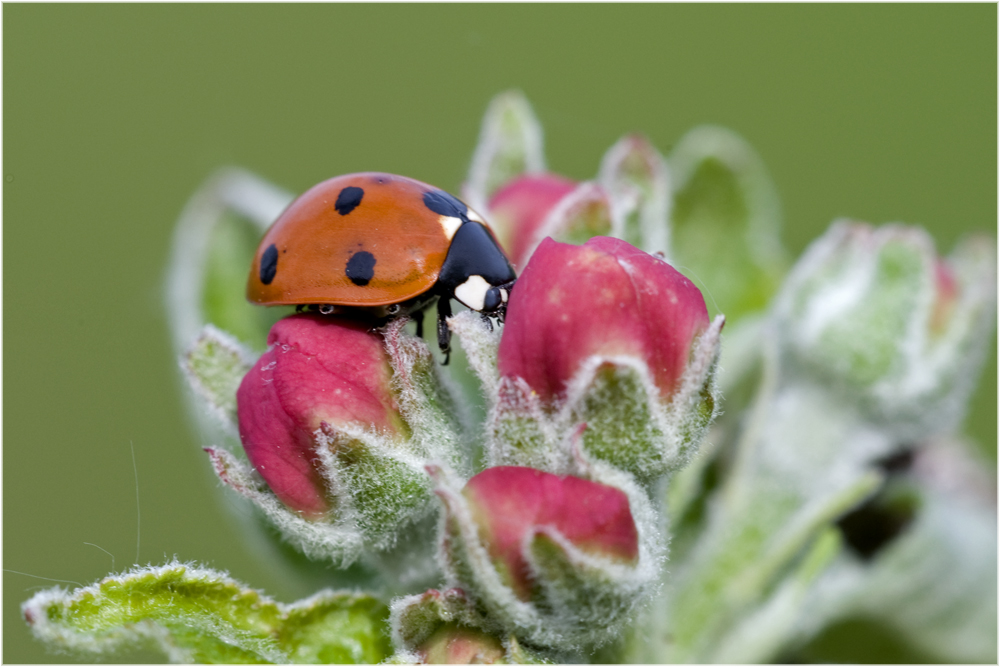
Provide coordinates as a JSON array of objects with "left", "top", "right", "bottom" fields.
[
  {"left": 423, "top": 190, "right": 468, "bottom": 219},
  {"left": 346, "top": 251, "right": 376, "bottom": 286},
  {"left": 260, "top": 244, "right": 279, "bottom": 285},
  {"left": 335, "top": 187, "right": 364, "bottom": 216}
]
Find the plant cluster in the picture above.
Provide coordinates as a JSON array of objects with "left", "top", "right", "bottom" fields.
[{"left": 23, "top": 91, "right": 996, "bottom": 664}]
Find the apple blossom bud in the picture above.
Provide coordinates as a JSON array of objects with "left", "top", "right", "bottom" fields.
[
  {"left": 499, "top": 236, "right": 709, "bottom": 404},
  {"left": 432, "top": 465, "right": 657, "bottom": 650},
  {"left": 428, "top": 466, "right": 657, "bottom": 648},
  {"left": 220, "top": 315, "right": 466, "bottom": 563},
  {"left": 487, "top": 237, "right": 723, "bottom": 481},
  {"left": 463, "top": 466, "right": 638, "bottom": 598},
  {"left": 236, "top": 314, "right": 405, "bottom": 517},
  {"left": 487, "top": 173, "right": 579, "bottom": 268},
  {"left": 773, "top": 221, "right": 997, "bottom": 439},
  {"left": 390, "top": 588, "right": 507, "bottom": 664},
  {"left": 417, "top": 625, "right": 505, "bottom": 664}
]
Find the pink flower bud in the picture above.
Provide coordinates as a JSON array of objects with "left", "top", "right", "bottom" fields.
[
  {"left": 417, "top": 625, "right": 505, "bottom": 664},
  {"left": 236, "top": 314, "right": 404, "bottom": 518},
  {"left": 498, "top": 236, "right": 711, "bottom": 405},
  {"left": 461, "top": 466, "right": 638, "bottom": 600},
  {"left": 487, "top": 173, "right": 578, "bottom": 268}
]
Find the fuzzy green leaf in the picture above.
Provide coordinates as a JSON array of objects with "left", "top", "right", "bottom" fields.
[
  {"left": 789, "top": 466, "right": 998, "bottom": 664},
  {"left": 202, "top": 210, "right": 292, "bottom": 351},
  {"left": 22, "top": 562, "right": 391, "bottom": 664}
]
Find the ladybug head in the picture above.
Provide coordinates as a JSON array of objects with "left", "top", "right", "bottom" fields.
[{"left": 439, "top": 221, "right": 516, "bottom": 313}]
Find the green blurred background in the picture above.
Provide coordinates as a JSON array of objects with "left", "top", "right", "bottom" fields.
[{"left": 4, "top": 5, "right": 995, "bottom": 663}]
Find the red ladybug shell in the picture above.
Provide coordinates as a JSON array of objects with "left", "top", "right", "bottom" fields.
[{"left": 247, "top": 172, "right": 491, "bottom": 307}]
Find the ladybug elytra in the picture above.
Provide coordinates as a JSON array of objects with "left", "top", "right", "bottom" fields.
[{"left": 247, "top": 172, "right": 516, "bottom": 359}]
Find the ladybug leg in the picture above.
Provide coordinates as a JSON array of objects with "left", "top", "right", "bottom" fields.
[
  {"left": 413, "top": 309, "right": 425, "bottom": 340},
  {"left": 436, "top": 297, "right": 452, "bottom": 364},
  {"left": 480, "top": 312, "right": 494, "bottom": 332}
]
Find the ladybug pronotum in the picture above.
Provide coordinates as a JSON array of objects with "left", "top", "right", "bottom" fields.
[{"left": 247, "top": 172, "right": 517, "bottom": 359}]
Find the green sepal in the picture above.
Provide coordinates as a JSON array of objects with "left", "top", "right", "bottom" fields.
[
  {"left": 575, "top": 363, "right": 666, "bottom": 484},
  {"left": 669, "top": 125, "right": 788, "bottom": 323},
  {"left": 382, "top": 318, "right": 472, "bottom": 477},
  {"left": 22, "top": 562, "right": 391, "bottom": 664},
  {"left": 525, "top": 530, "right": 649, "bottom": 648},
  {"left": 548, "top": 184, "right": 615, "bottom": 246},
  {"left": 181, "top": 324, "right": 257, "bottom": 433},
  {"left": 597, "top": 134, "right": 671, "bottom": 254},
  {"left": 390, "top": 588, "right": 488, "bottom": 654},
  {"left": 506, "top": 182, "right": 616, "bottom": 269},
  {"left": 464, "top": 90, "right": 546, "bottom": 215},
  {"left": 324, "top": 431, "right": 436, "bottom": 546}
]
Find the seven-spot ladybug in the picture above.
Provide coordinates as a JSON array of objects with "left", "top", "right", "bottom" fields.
[{"left": 247, "top": 172, "right": 516, "bottom": 359}]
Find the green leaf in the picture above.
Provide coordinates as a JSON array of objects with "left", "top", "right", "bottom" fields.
[
  {"left": 23, "top": 562, "right": 391, "bottom": 664},
  {"left": 670, "top": 126, "right": 788, "bottom": 323},
  {"left": 791, "top": 464, "right": 998, "bottom": 664},
  {"left": 202, "top": 210, "right": 294, "bottom": 351},
  {"left": 165, "top": 168, "right": 294, "bottom": 359}
]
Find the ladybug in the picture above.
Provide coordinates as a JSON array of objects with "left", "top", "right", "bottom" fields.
[{"left": 247, "top": 172, "right": 516, "bottom": 360}]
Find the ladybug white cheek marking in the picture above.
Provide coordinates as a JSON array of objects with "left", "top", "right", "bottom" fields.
[
  {"left": 465, "top": 209, "right": 485, "bottom": 224},
  {"left": 454, "top": 275, "right": 492, "bottom": 311},
  {"left": 439, "top": 215, "right": 463, "bottom": 240}
]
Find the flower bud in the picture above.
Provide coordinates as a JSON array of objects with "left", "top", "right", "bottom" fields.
[
  {"left": 390, "top": 588, "right": 507, "bottom": 664},
  {"left": 500, "top": 236, "right": 709, "bottom": 403},
  {"left": 432, "top": 466, "right": 656, "bottom": 650},
  {"left": 489, "top": 236, "right": 723, "bottom": 481},
  {"left": 464, "top": 466, "right": 638, "bottom": 597},
  {"left": 236, "top": 313, "right": 405, "bottom": 517},
  {"left": 417, "top": 625, "right": 505, "bottom": 664},
  {"left": 773, "top": 221, "right": 996, "bottom": 439},
  {"left": 463, "top": 90, "right": 547, "bottom": 216},
  {"left": 487, "top": 173, "right": 579, "bottom": 269},
  {"left": 206, "top": 315, "right": 466, "bottom": 565}
]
